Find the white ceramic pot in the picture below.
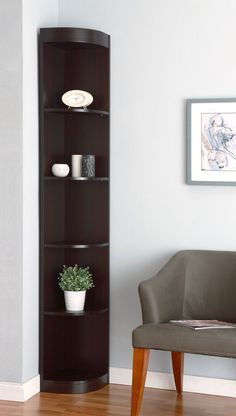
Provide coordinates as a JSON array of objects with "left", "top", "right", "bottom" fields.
[
  {"left": 52, "top": 163, "right": 70, "bottom": 177},
  {"left": 64, "top": 290, "right": 86, "bottom": 312}
]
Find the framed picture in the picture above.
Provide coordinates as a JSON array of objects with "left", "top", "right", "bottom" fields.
[{"left": 187, "top": 98, "right": 236, "bottom": 185}]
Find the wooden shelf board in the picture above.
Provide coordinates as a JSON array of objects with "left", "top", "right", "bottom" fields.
[
  {"left": 44, "top": 108, "right": 109, "bottom": 116},
  {"left": 44, "top": 242, "right": 109, "bottom": 249},
  {"left": 44, "top": 176, "right": 109, "bottom": 181},
  {"left": 44, "top": 308, "right": 108, "bottom": 317}
]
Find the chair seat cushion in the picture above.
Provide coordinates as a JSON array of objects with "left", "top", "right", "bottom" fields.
[{"left": 132, "top": 323, "right": 236, "bottom": 358}]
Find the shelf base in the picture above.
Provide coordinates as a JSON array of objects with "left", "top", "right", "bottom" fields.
[{"left": 41, "top": 373, "right": 108, "bottom": 394}]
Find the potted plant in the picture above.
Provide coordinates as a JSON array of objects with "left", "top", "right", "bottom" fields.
[{"left": 58, "top": 265, "right": 94, "bottom": 312}]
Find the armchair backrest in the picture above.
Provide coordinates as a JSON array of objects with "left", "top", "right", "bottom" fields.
[
  {"left": 182, "top": 251, "right": 236, "bottom": 322},
  {"left": 139, "top": 250, "right": 236, "bottom": 324}
]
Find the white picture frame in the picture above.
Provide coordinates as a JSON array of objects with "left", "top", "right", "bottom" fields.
[{"left": 187, "top": 98, "right": 236, "bottom": 185}]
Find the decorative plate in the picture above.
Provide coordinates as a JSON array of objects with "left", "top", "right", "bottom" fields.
[{"left": 62, "top": 90, "right": 93, "bottom": 108}]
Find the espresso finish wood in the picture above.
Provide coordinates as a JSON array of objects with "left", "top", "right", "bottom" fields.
[
  {"left": 1, "top": 385, "right": 235, "bottom": 416},
  {"left": 41, "top": 374, "right": 108, "bottom": 394},
  {"left": 45, "top": 108, "right": 109, "bottom": 115},
  {"left": 131, "top": 348, "right": 150, "bottom": 416},
  {"left": 39, "top": 27, "right": 110, "bottom": 393},
  {"left": 44, "top": 307, "right": 108, "bottom": 316},
  {"left": 44, "top": 242, "right": 109, "bottom": 248},
  {"left": 43, "top": 113, "right": 109, "bottom": 176},
  {"left": 44, "top": 176, "right": 109, "bottom": 181},
  {"left": 172, "top": 352, "right": 184, "bottom": 395}
]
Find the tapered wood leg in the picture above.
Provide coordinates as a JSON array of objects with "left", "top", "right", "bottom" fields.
[
  {"left": 131, "top": 348, "right": 150, "bottom": 416},
  {"left": 171, "top": 351, "right": 184, "bottom": 395}
]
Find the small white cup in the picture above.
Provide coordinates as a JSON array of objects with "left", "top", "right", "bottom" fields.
[
  {"left": 72, "top": 155, "right": 82, "bottom": 177},
  {"left": 51, "top": 164, "right": 70, "bottom": 177}
]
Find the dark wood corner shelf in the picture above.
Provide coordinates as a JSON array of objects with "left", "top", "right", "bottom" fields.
[
  {"left": 44, "top": 108, "right": 109, "bottom": 116},
  {"left": 44, "top": 176, "right": 109, "bottom": 181},
  {"left": 39, "top": 27, "right": 110, "bottom": 395},
  {"left": 44, "top": 308, "right": 108, "bottom": 317},
  {"left": 44, "top": 242, "right": 109, "bottom": 249}
]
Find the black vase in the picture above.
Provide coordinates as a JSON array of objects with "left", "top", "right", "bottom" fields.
[{"left": 82, "top": 155, "right": 95, "bottom": 177}]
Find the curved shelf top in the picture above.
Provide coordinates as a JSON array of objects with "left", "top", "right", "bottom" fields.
[
  {"left": 40, "top": 27, "right": 110, "bottom": 49},
  {"left": 44, "top": 108, "right": 109, "bottom": 116},
  {"left": 44, "top": 176, "right": 109, "bottom": 182},
  {"left": 44, "top": 308, "right": 108, "bottom": 317},
  {"left": 44, "top": 242, "right": 109, "bottom": 249}
]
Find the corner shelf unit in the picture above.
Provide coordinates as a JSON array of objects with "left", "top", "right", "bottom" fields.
[{"left": 39, "top": 28, "right": 110, "bottom": 394}]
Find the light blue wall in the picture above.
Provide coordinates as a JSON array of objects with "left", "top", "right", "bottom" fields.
[
  {"left": 22, "top": 0, "right": 58, "bottom": 383},
  {"left": 0, "top": 0, "right": 58, "bottom": 384},
  {"left": 58, "top": 0, "right": 236, "bottom": 380},
  {"left": 0, "top": 0, "right": 23, "bottom": 383}
]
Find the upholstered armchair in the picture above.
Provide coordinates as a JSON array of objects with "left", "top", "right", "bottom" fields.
[{"left": 131, "top": 250, "right": 236, "bottom": 416}]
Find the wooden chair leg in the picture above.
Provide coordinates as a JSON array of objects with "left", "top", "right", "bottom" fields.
[
  {"left": 131, "top": 348, "right": 150, "bottom": 416},
  {"left": 171, "top": 351, "right": 184, "bottom": 395}
]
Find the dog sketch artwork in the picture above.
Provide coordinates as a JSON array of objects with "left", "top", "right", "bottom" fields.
[{"left": 201, "top": 113, "right": 236, "bottom": 171}]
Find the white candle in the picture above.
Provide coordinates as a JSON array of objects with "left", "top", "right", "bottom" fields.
[{"left": 71, "top": 154, "right": 82, "bottom": 177}]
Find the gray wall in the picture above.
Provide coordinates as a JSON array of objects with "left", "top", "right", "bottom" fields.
[
  {"left": 0, "top": 0, "right": 23, "bottom": 382},
  {"left": 58, "top": 0, "right": 236, "bottom": 380},
  {"left": 0, "top": 0, "right": 58, "bottom": 384},
  {"left": 22, "top": 0, "right": 58, "bottom": 383}
]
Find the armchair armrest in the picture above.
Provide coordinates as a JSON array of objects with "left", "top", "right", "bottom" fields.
[{"left": 138, "top": 252, "right": 186, "bottom": 324}]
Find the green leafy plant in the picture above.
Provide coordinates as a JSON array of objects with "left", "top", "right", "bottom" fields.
[{"left": 58, "top": 265, "right": 94, "bottom": 292}]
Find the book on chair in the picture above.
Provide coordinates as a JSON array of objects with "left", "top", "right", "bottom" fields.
[{"left": 169, "top": 319, "right": 236, "bottom": 330}]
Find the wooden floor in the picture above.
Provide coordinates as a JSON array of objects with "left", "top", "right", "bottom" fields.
[{"left": 0, "top": 384, "right": 236, "bottom": 416}]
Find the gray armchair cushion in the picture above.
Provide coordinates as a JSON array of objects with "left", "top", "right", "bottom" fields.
[
  {"left": 133, "top": 323, "right": 236, "bottom": 358},
  {"left": 133, "top": 250, "right": 236, "bottom": 357}
]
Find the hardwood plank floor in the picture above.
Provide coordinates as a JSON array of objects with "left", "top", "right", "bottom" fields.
[{"left": 0, "top": 384, "right": 235, "bottom": 416}]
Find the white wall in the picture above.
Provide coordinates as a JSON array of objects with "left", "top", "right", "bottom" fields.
[
  {"left": 58, "top": 0, "right": 236, "bottom": 380},
  {"left": 22, "top": 0, "right": 58, "bottom": 382}
]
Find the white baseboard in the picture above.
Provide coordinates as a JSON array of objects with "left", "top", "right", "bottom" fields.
[
  {"left": 109, "top": 367, "right": 236, "bottom": 398},
  {"left": 0, "top": 375, "right": 40, "bottom": 402},
  {"left": 2, "top": 370, "right": 236, "bottom": 401}
]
